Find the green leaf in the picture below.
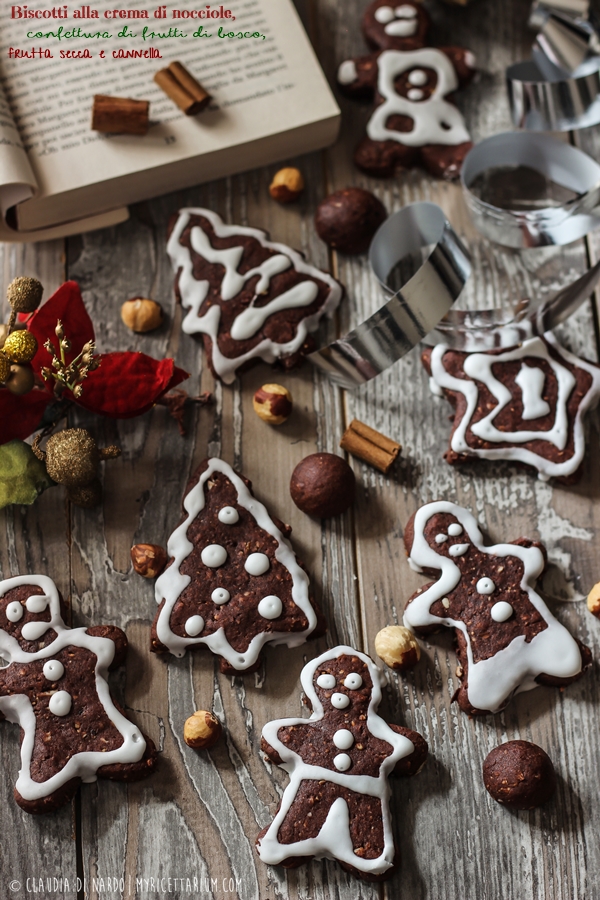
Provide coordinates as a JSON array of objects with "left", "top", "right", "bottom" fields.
[{"left": 0, "top": 440, "right": 55, "bottom": 509}]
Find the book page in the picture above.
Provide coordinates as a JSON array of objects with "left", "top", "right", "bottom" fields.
[
  {"left": 0, "top": 0, "right": 338, "bottom": 204},
  {"left": 0, "top": 78, "right": 36, "bottom": 215}
]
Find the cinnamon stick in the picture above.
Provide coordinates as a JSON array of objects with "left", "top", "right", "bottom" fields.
[
  {"left": 91, "top": 95, "right": 150, "bottom": 135},
  {"left": 340, "top": 419, "right": 401, "bottom": 474},
  {"left": 154, "top": 62, "right": 212, "bottom": 115}
]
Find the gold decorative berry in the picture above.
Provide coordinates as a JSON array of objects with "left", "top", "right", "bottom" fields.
[
  {"left": 7, "top": 276, "right": 43, "bottom": 314},
  {"left": 269, "top": 167, "right": 305, "bottom": 204},
  {"left": 374, "top": 625, "right": 421, "bottom": 671},
  {"left": 6, "top": 364, "right": 35, "bottom": 395},
  {"left": 183, "top": 710, "right": 223, "bottom": 749},
  {"left": 121, "top": 298, "right": 163, "bottom": 333},
  {"left": 0, "top": 353, "right": 11, "bottom": 384},
  {"left": 2, "top": 330, "right": 38, "bottom": 364},
  {"left": 253, "top": 383, "right": 293, "bottom": 425},
  {"left": 587, "top": 582, "right": 600, "bottom": 618},
  {"left": 130, "top": 543, "right": 168, "bottom": 578}
]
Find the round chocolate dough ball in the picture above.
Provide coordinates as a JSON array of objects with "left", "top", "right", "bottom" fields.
[
  {"left": 483, "top": 740, "right": 557, "bottom": 810},
  {"left": 314, "top": 187, "right": 387, "bottom": 255},
  {"left": 290, "top": 452, "right": 356, "bottom": 518}
]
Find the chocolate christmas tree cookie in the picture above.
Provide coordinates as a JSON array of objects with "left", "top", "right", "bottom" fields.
[
  {"left": 403, "top": 501, "right": 591, "bottom": 715},
  {"left": 167, "top": 208, "right": 343, "bottom": 384},
  {"left": 0, "top": 574, "right": 156, "bottom": 814},
  {"left": 152, "top": 458, "right": 325, "bottom": 673}
]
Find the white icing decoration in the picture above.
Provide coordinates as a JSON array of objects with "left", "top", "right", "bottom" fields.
[
  {"left": 338, "top": 59, "right": 358, "bottom": 86},
  {"left": 333, "top": 728, "right": 355, "bottom": 750},
  {"left": 218, "top": 506, "right": 239, "bottom": 525},
  {"left": 245, "top": 552, "right": 270, "bottom": 576},
  {"left": 257, "top": 645, "right": 414, "bottom": 876},
  {"left": 429, "top": 335, "right": 600, "bottom": 479},
  {"left": 491, "top": 601, "right": 513, "bottom": 623},
  {"left": 368, "top": 49, "right": 471, "bottom": 147},
  {"left": 515, "top": 364, "right": 551, "bottom": 419},
  {"left": 429, "top": 376, "right": 444, "bottom": 397},
  {"left": 21, "top": 620, "right": 52, "bottom": 641},
  {"left": 435, "top": 533, "right": 448, "bottom": 544},
  {"left": 211, "top": 588, "right": 230, "bottom": 605},
  {"left": 0, "top": 575, "right": 146, "bottom": 801},
  {"left": 154, "top": 459, "right": 316, "bottom": 667},
  {"left": 331, "top": 692, "right": 350, "bottom": 709},
  {"left": 6, "top": 602, "right": 23, "bottom": 623},
  {"left": 395, "top": 4, "right": 417, "bottom": 16},
  {"left": 448, "top": 524, "right": 463, "bottom": 536},
  {"left": 476, "top": 577, "right": 495, "bottom": 595},
  {"left": 464, "top": 50, "right": 476, "bottom": 69},
  {"left": 317, "top": 674, "right": 336, "bottom": 689},
  {"left": 374, "top": 5, "right": 395, "bottom": 23},
  {"left": 385, "top": 18, "right": 417, "bottom": 35},
  {"left": 231, "top": 282, "right": 319, "bottom": 342},
  {"left": 185, "top": 615, "right": 205, "bottom": 636},
  {"left": 167, "top": 209, "right": 342, "bottom": 385},
  {"left": 49, "top": 690, "right": 71, "bottom": 717},
  {"left": 408, "top": 68, "right": 428, "bottom": 86},
  {"left": 407, "top": 88, "right": 424, "bottom": 100},
  {"left": 403, "top": 502, "right": 583, "bottom": 712},
  {"left": 408, "top": 557, "right": 423, "bottom": 573},
  {"left": 26, "top": 595, "right": 48, "bottom": 613},
  {"left": 344, "top": 673, "right": 363, "bottom": 689},
  {"left": 334, "top": 753, "right": 352, "bottom": 771},
  {"left": 258, "top": 595, "right": 283, "bottom": 620},
  {"left": 449, "top": 543, "right": 470, "bottom": 557},
  {"left": 43, "top": 660, "right": 64, "bottom": 682},
  {"left": 201, "top": 544, "right": 227, "bottom": 568}
]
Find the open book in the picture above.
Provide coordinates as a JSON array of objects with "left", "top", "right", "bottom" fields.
[{"left": 0, "top": 0, "right": 340, "bottom": 241}]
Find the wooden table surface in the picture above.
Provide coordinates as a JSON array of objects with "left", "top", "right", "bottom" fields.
[{"left": 2, "top": 0, "right": 600, "bottom": 898}]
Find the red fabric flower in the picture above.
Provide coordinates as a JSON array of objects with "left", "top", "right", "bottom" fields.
[{"left": 0, "top": 389, "right": 50, "bottom": 444}]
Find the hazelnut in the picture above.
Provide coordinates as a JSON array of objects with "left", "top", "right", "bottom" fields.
[
  {"left": 587, "top": 581, "right": 600, "bottom": 618},
  {"left": 131, "top": 543, "right": 168, "bottom": 578},
  {"left": 121, "top": 298, "right": 163, "bottom": 333},
  {"left": 253, "top": 383, "right": 293, "bottom": 425},
  {"left": 290, "top": 452, "right": 355, "bottom": 519},
  {"left": 375, "top": 625, "right": 421, "bottom": 671},
  {"left": 5, "top": 363, "right": 35, "bottom": 395},
  {"left": 184, "top": 710, "right": 223, "bottom": 750},
  {"left": 269, "top": 167, "right": 305, "bottom": 203}
]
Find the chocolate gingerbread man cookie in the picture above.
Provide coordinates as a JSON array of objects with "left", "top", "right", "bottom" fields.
[
  {"left": 0, "top": 574, "right": 157, "bottom": 814},
  {"left": 423, "top": 334, "right": 600, "bottom": 482},
  {"left": 337, "top": 0, "right": 476, "bottom": 179},
  {"left": 167, "top": 207, "right": 343, "bottom": 384},
  {"left": 152, "top": 458, "right": 325, "bottom": 673},
  {"left": 256, "top": 645, "right": 427, "bottom": 881},
  {"left": 403, "top": 501, "right": 591, "bottom": 716}
]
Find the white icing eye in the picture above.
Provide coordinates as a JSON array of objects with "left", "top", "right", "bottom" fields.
[
  {"left": 185, "top": 615, "right": 205, "bottom": 636},
  {"left": 334, "top": 752, "right": 352, "bottom": 771},
  {"left": 407, "top": 88, "right": 424, "bottom": 101},
  {"left": 43, "top": 660, "right": 64, "bottom": 682},
  {"left": 21, "top": 620, "right": 50, "bottom": 641},
  {"left": 245, "top": 552, "right": 270, "bottom": 576},
  {"left": 331, "top": 692, "right": 350, "bottom": 709},
  {"left": 465, "top": 50, "right": 477, "bottom": 69},
  {"left": 201, "top": 544, "right": 227, "bottom": 568},
  {"left": 257, "top": 595, "right": 283, "bottom": 620},
  {"left": 374, "top": 5, "right": 395, "bottom": 22},
  {"left": 476, "top": 578, "right": 496, "bottom": 595},
  {"left": 338, "top": 59, "right": 358, "bottom": 85},
  {"left": 131, "top": 730, "right": 142, "bottom": 743},
  {"left": 395, "top": 4, "right": 417, "bottom": 16},
  {"left": 218, "top": 506, "right": 239, "bottom": 525},
  {"left": 211, "top": 588, "right": 230, "bottom": 605},
  {"left": 448, "top": 524, "right": 463, "bottom": 536},
  {"left": 491, "top": 601, "right": 513, "bottom": 623},
  {"left": 385, "top": 18, "right": 417, "bottom": 35},
  {"left": 408, "top": 69, "right": 428, "bottom": 86},
  {"left": 317, "top": 673, "right": 336, "bottom": 689},
  {"left": 344, "top": 673, "right": 363, "bottom": 690},
  {"left": 435, "top": 534, "right": 448, "bottom": 544},
  {"left": 449, "top": 543, "right": 470, "bottom": 557},
  {"left": 5, "top": 601, "right": 23, "bottom": 623},
  {"left": 333, "top": 728, "right": 354, "bottom": 750},
  {"left": 49, "top": 690, "right": 72, "bottom": 717},
  {"left": 26, "top": 595, "right": 48, "bottom": 613}
]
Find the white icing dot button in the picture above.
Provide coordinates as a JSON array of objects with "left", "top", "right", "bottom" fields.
[
  {"left": 185, "top": 615, "right": 205, "bottom": 636},
  {"left": 395, "top": 4, "right": 417, "bottom": 15},
  {"left": 317, "top": 674, "right": 336, "bottom": 690},
  {"left": 374, "top": 5, "right": 395, "bottom": 22},
  {"left": 338, "top": 59, "right": 358, "bottom": 85},
  {"left": 491, "top": 601, "right": 514, "bottom": 623},
  {"left": 333, "top": 728, "right": 355, "bottom": 750},
  {"left": 435, "top": 533, "right": 448, "bottom": 544},
  {"left": 218, "top": 506, "right": 239, "bottom": 525},
  {"left": 344, "top": 673, "right": 363, "bottom": 690},
  {"left": 448, "top": 524, "right": 463, "bottom": 536},
  {"left": 407, "top": 89, "right": 424, "bottom": 101},
  {"left": 257, "top": 595, "right": 283, "bottom": 620},
  {"left": 476, "top": 578, "right": 496, "bottom": 595},
  {"left": 245, "top": 552, "right": 270, "bottom": 576},
  {"left": 26, "top": 595, "right": 48, "bottom": 613},
  {"left": 449, "top": 543, "right": 470, "bottom": 557},
  {"left": 5, "top": 601, "right": 23, "bottom": 622},
  {"left": 201, "top": 544, "right": 227, "bottom": 568},
  {"left": 211, "top": 588, "right": 230, "bottom": 605},
  {"left": 43, "top": 660, "right": 64, "bottom": 682},
  {"left": 49, "top": 690, "right": 72, "bottom": 717},
  {"left": 334, "top": 752, "right": 352, "bottom": 771},
  {"left": 331, "top": 692, "right": 350, "bottom": 709},
  {"left": 408, "top": 69, "right": 428, "bottom": 86}
]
